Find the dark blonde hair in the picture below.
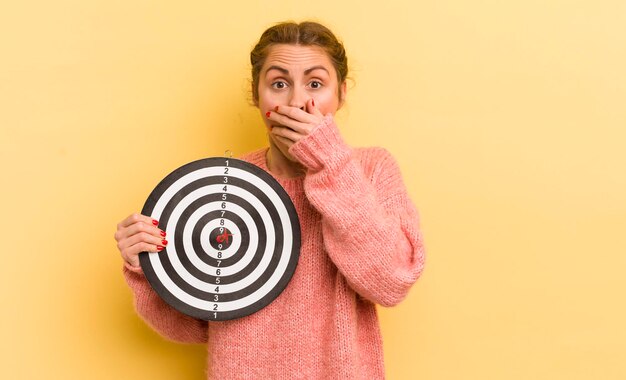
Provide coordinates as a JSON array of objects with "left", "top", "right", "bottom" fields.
[{"left": 250, "top": 21, "right": 348, "bottom": 104}]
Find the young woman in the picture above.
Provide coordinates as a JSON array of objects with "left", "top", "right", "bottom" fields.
[{"left": 115, "top": 21, "right": 425, "bottom": 379}]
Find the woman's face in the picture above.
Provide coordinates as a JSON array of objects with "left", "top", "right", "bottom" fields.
[{"left": 256, "top": 43, "right": 346, "bottom": 143}]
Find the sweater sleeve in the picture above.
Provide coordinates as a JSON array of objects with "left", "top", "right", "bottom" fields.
[
  {"left": 122, "top": 263, "right": 209, "bottom": 344},
  {"left": 288, "top": 115, "right": 426, "bottom": 307}
]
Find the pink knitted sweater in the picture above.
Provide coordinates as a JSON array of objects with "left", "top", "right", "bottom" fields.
[{"left": 123, "top": 116, "right": 425, "bottom": 379}]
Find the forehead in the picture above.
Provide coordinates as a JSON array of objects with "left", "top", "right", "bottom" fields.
[{"left": 263, "top": 44, "right": 334, "bottom": 73}]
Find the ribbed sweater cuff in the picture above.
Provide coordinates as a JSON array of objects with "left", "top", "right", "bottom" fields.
[{"left": 288, "top": 115, "right": 351, "bottom": 172}]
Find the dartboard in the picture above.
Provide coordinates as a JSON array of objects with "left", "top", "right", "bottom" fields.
[{"left": 139, "top": 157, "right": 301, "bottom": 321}]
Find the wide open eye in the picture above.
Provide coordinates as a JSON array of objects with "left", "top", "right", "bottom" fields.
[
  {"left": 271, "top": 81, "right": 288, "bottom": 89},
  {"left": 309, "top": 80, "right": 323, "bottom": 89}
]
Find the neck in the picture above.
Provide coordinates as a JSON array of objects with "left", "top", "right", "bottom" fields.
[{"left": 266, "top": 141, "right": 306, "bottom": 179}]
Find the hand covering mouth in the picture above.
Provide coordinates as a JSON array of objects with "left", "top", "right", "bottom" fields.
[{"left": 271, "top": 123, "right": 295, "bottom": 131}]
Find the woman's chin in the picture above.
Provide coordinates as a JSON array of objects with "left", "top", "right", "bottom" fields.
[{"left": 277, "top": 144, "right": 298, "bottom": 162}]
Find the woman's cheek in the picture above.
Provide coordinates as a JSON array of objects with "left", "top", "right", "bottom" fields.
[{"left": 314, "top": 90, "right": 340, "bottom": 115}]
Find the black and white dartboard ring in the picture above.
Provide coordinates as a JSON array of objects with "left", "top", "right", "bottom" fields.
[{"left": 139, "top": 157, "right": 301, "bottom": 321}]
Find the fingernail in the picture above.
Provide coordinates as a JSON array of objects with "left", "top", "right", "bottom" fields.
[
  {"left": 266, "top": 111, "right": 271, "bottom": 117},
  {"left": 160, "top": 230, "right": 166, "bottom": 237},
  {"left": 162, "top": 239, "right": 168, "bottom": 245},
  {"left": 274, "top": 105, "right": 279, "bottom": 112},
  {"left": 157, "top": 245, "right": 164, "bottom": 251},
  {"left": 152, "top": 219, "right": 159, "bottom": 226},
  {"left": 312, "top": 99, "right": 315, "bottom": 107}
]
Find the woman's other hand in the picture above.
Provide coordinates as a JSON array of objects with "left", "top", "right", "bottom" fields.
[
  {"left": 114, "top": 213, "right": 167, "bottom": 268},
  {"left": 266, "top": 98, "right": 326, "bottom": 150}
]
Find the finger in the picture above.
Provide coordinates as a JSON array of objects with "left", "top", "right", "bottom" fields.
[
  {"left": 121, "top": 241, "right": 164, "bottom": 267},
  {"left": 270, "top": 130, "right": 295, "bottom": 148},
  {"left": 267, "top": 111, "right": 312, "bottom": 134},
  {"left": 271, "top": 126, "right": 302, "bottom": 143},
  {"left": 273, "top": 134, "right": 295, "bottom": 150},
  {"left": 117, "top": 213, "right": 159, "bottom": 229},
  {"left": 273, "top": 105, "right": 319, "bottom": 124},
  {"left": 118, "top": 230, "right": 168, "bottom": 251},
  {"left": 117, "top": 221, "right": 165, "bottom": 241},
  {"left": 306, "top": 98, "right": 324, "bottom": 118},
  {"left": 114, "top": 224, "right": 165, "bottom": 250}
]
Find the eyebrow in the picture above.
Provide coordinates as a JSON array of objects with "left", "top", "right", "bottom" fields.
[{"left": 265, "top": 65, "right": 330, "bottom": 76}]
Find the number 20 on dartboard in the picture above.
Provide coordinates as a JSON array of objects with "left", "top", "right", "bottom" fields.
[{"left": 213, "top": 159, "right": 229, "bottom": 319}]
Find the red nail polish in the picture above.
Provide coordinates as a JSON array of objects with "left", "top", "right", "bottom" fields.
[
  {"left": 162, "top": 239, "right": 168, "bottom": 245},
  {"left": 160, "top": 230, "right": 166, "bottom": 237},
  {"left": 157, "top": 245, "right": 164, "bottom": 251},
  {"left": 312, "top": 99, "right": 315, "bottom": 107},
  {"left": 152, "top": 219, "right": 159, "bottom": 226},
  {"left": 266, "top": 111, "right": 271, "bottom": 117}
]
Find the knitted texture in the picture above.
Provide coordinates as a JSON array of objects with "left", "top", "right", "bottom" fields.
[{"left": 122, "top": 116, "right": 425, "bottom": 379}]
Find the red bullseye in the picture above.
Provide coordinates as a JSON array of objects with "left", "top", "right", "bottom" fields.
[{"left": 216, "top": 230, "right": 233, "bottom": 244}]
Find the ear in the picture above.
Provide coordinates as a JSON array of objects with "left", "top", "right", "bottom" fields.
[{"left": 338, "top": 81, "right": 347, "bottom": 109}]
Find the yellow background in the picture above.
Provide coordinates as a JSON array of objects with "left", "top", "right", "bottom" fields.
[{"left": 1, "top": 1, "right": 625, "bottom": 379}]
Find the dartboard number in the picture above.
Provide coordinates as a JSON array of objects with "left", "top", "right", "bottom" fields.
[
  {"left": 212, "top": 151, "right": 226, "bottom": 320},
  {"left": 213, "top": 154, "right": 225, "bottom": 324},
  {"left": 223, "top": 161, "right": 229, "bottom": 195},
  {"left": 214, "top": 154, "right": 227, "bottom": 322}
]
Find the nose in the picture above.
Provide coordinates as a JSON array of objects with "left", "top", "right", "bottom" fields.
[{"left": 288, "top": 87, "right": 307, "bottom": 110}]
